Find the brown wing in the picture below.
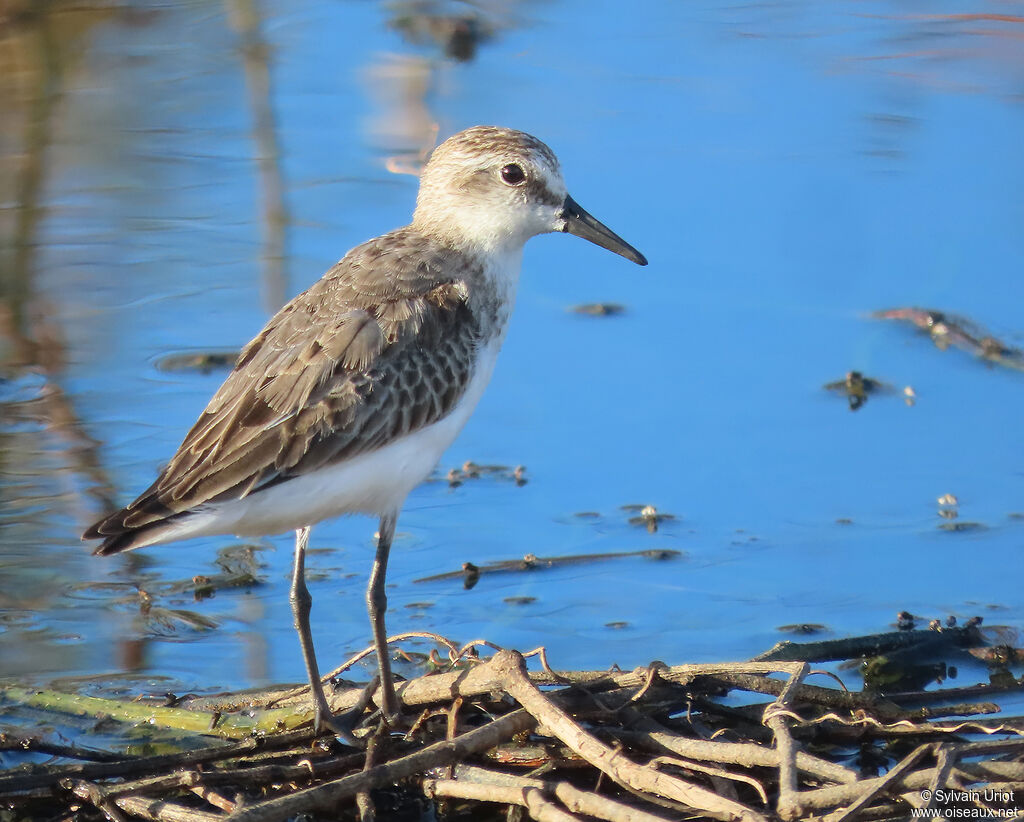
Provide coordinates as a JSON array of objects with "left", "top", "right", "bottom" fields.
[{"left": 85, "top": 228, "right": 483, "bottom": 544}]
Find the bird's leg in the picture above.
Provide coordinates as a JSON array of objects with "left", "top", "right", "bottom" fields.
[
  {"left": 367, "top": 512, "right": 400, "bottom": 720},
  {"left": 290, "top": 526, "right": 360, "bottom": 741}
]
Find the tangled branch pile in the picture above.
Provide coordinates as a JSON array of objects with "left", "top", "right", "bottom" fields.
[{"left": 2, "top": 627, "right": 1023, "bottom": 821}]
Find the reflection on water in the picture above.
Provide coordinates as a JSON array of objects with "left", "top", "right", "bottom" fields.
[
  {"left": 0, "top": 5, "right": 124, "bottom": 680},
  {"left": 226, "top": 0, "right": 289, "bottom": 311},
  {"left": 388, "top": 0, "right": 499, "bottom": 62},
  {"left": 1, "top": 0, "right": 1022, "bottom": 747}
]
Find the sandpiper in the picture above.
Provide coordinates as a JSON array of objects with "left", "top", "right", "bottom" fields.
[{"left": 84, "top": 126, "right": 647, "bottom": 734}]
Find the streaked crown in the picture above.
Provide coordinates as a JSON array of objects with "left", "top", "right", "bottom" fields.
[{"left": 413, "top": 126, "right": 569, "bottom": 253}]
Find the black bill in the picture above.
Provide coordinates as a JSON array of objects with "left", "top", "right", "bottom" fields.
[{"left": 560, "top": 195, "right": 647, "bottom": 266}]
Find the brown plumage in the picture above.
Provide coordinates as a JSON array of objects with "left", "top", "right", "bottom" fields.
[
  {"left": 82, "top": 125, "right": 646, "bottom": 731},
  {"left": 85, "top": 226, "right": 485, "bottom": 554}
]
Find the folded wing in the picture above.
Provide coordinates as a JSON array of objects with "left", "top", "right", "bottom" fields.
[{"left": 86, "top": 228, "right": 482, "bottom": 552}]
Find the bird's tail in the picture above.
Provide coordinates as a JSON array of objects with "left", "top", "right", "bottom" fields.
[
  {"left": 83, "top": 483, "right": 192, "bottom": 555},
  {"left": 86, "top": 520, "right": 184, "bottom": 556}
]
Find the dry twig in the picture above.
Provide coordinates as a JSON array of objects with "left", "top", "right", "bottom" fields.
[{"left": 2, "top": 624, "right": 1020, "bottom": 822}]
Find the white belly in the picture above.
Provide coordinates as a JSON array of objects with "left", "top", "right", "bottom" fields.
[{"left": 158, "top": 339, "right": 504, "bottom": 543}]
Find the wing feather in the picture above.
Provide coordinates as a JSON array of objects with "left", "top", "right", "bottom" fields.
[{"left": 85, "top": 227, "right": 484, "bottom": 545}]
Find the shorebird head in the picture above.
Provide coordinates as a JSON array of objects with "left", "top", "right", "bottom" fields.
[{"left": 414, "top": 126, "right": 647, "bottom": 265}]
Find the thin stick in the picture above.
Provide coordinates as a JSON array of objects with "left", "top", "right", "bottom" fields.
[
  {"left": 648, "top": 755, "right": 768, "bottom": 806},
  {"left": 113, "top": 795, "right": 224, "bottom": 822},
  {"left": 189, "top": 785, "right": 238, "bottom": 813},
  {"left": 228, "top": 708, "right": 534, "bottom": 821},
  {"left": 450, "top": 764, "right": 679, "bottom": 822},
  {"left": 788, "top": 757, "right": 1024, "bottom": 813},
  {"left": 923, "top": 746, "right": 954, "bottom": 812},
  {"left": 0, "top": 729, "right": 316, "bottom": 793},
  {"left": 69, "top": 781, "right": 131, "bottom": 822},
  {"left": 523, "top": 787, "right": 585, "bottom": 822},
  {"left": 826, "top": 743, "right": 936, "bottom": 822},
  {"left": 356, "top": 721, "right": 386, "bottom": 822},
  {"left": 762, "top": 662, "right": 808, "bottom": 819},
  {"left": 616, "top": 707, "right": 857, "bottom": 784},
  {"left": 263, "top": 631, "right": 463, "bottom": 707},
  {"left": 552, "top": 782, "right": 676, "bottom": 822},
  {"left": 491, "top": 650, "right": 768, "bottom": 822},
  {"left": 426, "top": 778, "right": 672, "bottom": 822}
]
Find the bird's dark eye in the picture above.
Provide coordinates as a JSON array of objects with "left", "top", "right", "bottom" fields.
[{"left": 500, "top": 163, "right": 526, "bottom": 186}]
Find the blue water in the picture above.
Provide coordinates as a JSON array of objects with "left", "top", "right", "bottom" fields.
[{"left": 1, "top": 0, "right": 1022, "bottom": 715}]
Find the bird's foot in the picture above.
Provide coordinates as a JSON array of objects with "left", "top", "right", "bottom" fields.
[
  {"left": 312, "top": 675, "right": 381, "bottom": 747},
  {"left": 313, "top": 707, "right": 361, "bottom": 747}
]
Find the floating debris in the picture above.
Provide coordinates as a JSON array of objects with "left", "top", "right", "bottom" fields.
[
  {"left": 213, "top": 542, "right": 265, "bottom": 577},
  {"left": 757, "top": 619, "right": 984, "bottom": 665},
  {"left": 140, "top": 603, "right": 220, "bottom": 637},
  {"left": 415, "top": 548, "right": 682, "bottom": 584},
  {"left": 388, "top": 6, "right": 495, "bottom": 62},
  {"left": 896, "top": 611, "right": 917, "bottom": 631},
  {"left": 822, "top": 370, "right": 898, "bottom": 411},
  {"left": 874, "top": 307, "right": 1024, "bottom": 372},
  {"left": 461, "top": 562, "right": 480, "bottom": 590},
  {"left": 938, "top": 520, "right": 986, "bottom": 533},
  {"left": 622, "top": 504, "right": 676, "bottom": 533},
  {"left": 970, "top": 644, "right": 1024, "bottom": 666},
  {"left": 777, "top": 623, "right": 828, "bottom": 635},
  {"left": 68, "top": 552, "right": 264, "bottom": 608},
  {"left": 937, "top": 493, "right": 959, "bottom": 520},
  {"left": 861, "top": 656, "right": 949, "bottom": 692},
  {"left": 439, "top": 460, "right": 527, "bottom": 488},
  {"left": 155, "top": 350, "right": 239, "bottom": 374},
  {"left": 192, "top": 575, "right": 215, "bottom": 601},
  {"left": 503, "top": 596, "right": 536, "bottom": 606},
  {"left": 604, "top": 621, "right": 629, "bottom": 629},
  {"left": 569, "top": 302, "right": 626, "bottom": 316}
]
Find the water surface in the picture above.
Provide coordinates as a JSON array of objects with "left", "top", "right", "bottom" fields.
[{"left": 1, "top": 0, "right": 1022, "bottom": 729}]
